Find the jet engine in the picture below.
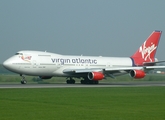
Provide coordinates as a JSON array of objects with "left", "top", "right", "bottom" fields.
[
  {"left": 88, "top": 72, "right": 104, "bottom": 81},
  {"left": 129, "top": 70, "right": 146, "bottom": 79},
  {"left": 39, "top": 76, "right": 52, "bottom": 79}
]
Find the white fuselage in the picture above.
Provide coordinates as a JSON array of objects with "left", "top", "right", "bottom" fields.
[{"left": 3, "top": 51, "right": 133, "bottom": 77}]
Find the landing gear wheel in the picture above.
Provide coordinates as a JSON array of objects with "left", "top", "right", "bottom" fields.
[
  {"left": 72, "top": 80, "right": 75, "bottom": 84},
  {"left": 81, "top": 80, "right": 84, "bottom": 84},
  {"left": 21, "top": 81, "right": 24, "bottom": 84},
  {"left": 21, "top": 80, "right": 27, "bottom": 84},
  {"left": 66, "top": 80, "right": 70, "bottom": 84},
  {"left": 94, "top": 81, "right": 98, "bottom": 84},
  {"left": 81, "top": 79, "right": 99, "bottom": 84},
  {"left": 66, "top": 78, "right": 75, "bottom": 84}
]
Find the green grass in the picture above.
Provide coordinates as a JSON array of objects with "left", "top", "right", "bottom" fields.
[{"left": 0, "top": 87, "right": 165, "bottom": 120}]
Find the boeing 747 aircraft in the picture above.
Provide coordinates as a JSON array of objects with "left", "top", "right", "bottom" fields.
[{"left": 3, "top": 30, "right": 165, "bottom": 84}]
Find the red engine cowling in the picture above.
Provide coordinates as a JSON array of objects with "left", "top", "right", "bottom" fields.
[
  {"left": 88, "top": 72, "right": 104, "bottom": 81},
  {"left": 129, "top": 70, "right": 146, "bottom": 79},
  {"left": 39, "top": 76, "right": 52, "bottom": 79}
]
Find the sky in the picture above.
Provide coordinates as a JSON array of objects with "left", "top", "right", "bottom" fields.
[{"left": 0, "top": 0, "right": 165, "bottom": 63}]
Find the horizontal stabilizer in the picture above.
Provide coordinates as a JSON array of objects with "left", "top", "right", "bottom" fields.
[{"left": 143, "top": 60, "right": 165, "bottom": 66}]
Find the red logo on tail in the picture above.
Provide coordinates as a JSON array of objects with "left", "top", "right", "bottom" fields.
[
  {"left": 139, "top": 41, "right": 157, "bottom": 62},
  {"left": 131, "top": 31, "right": 162, "bottom": 65}
]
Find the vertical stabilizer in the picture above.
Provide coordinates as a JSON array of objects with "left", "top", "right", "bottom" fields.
[{"left": 131, "top": 31, "right": 162, "bottom": 66}]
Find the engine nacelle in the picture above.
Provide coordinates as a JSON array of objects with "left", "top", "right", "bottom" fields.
[
  {"left": 88, "top": 72, "right": 104, "bottom": 81},
  {"left": 129, "top": 70, "right": 146, "bottom": 79},
  {"left": 39, "top": 76, "right": 52, "bottom": 79}
]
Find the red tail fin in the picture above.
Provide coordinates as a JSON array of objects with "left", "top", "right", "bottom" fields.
[{"left": 131, "top": 30, "right": 162, "bottom": 66}]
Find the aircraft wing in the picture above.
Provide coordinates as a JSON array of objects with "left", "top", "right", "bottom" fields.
[
  {"left": 105, "top": 66, "right": 165, "bottom": 71},
  {"left": 63, "top": 68, "right": 103, "bottom": 74},
  {"left": 63, "top": 66, "right": 165, "bottom": 74}
]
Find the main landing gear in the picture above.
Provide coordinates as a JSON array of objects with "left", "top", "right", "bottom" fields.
[
  {"left": 66, "top": 77, "right": 99, "bottom": 84},
  {"left": 80, "top": 79, "right": 99, "bottom": 84},
  {"left": 66, "top": 77, "right": 75, "bottom": 84},
  {"left": 20, "top": 74, "right": 27, "bottom": 84}
]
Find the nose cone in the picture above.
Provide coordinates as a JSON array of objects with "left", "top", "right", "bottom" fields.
[
  {"left": 3, "top": 59, "right": 12, "bottom": 70},
  {"left": 3, "top": 57, "right": 21, "bottom": 74}
]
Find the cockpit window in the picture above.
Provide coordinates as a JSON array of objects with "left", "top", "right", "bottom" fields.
[{"left": 15, "top": 53, "right": 23, "bottom": 55}]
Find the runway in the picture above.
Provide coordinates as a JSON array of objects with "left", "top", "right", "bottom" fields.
[{"left": 0, "top": 81, "right": 165, "bottom": 88}]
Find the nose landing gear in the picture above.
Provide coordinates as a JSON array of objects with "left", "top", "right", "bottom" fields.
[{"left": 20, "top": 74, "right": 27, "bottom": 84}]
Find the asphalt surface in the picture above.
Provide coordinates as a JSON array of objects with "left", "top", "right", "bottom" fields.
[{"left": 0, "top": 81, "right": 165, "bottom": 88}]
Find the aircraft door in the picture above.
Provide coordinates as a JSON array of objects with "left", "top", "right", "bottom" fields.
[
  {"left": 33, "top": 60, "right": 38, "bottom": 68},
  {"left": 85, "top": 63, "right": 90, "bottom": 69},
  {"left": 106, "top": 62, "right": 111, "bottom": 68}
]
